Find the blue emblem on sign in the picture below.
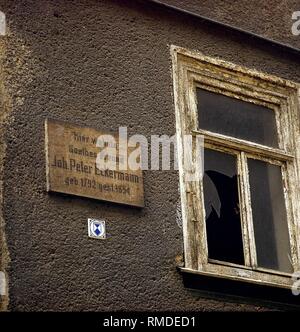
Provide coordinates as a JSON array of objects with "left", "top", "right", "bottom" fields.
[{"left": 88, "top": 218, "right": 106, "bottom": 239}]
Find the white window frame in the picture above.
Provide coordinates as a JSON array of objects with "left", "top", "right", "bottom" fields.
[{"left": 171, "top": 45, "right": 300, "bottom": 289}]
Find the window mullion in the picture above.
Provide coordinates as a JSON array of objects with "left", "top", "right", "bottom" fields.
[{"left": 238, "top": 152, "right": 257, "bottom": 268}]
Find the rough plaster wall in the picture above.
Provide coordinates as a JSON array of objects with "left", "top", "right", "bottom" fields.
[
  {"left": 160, "top": 0, "right": 300, "bottom": 49},
  {"left": 0, "top": 36, "right": 10, "bottom": 311},
  {"left": 0, "top": 0, "right": 299, "bottom": 311},
  {"left": 0, "top": 1, "right": 40, "bottom": 309}
]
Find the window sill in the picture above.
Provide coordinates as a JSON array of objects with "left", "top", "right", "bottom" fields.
[{"left": 178, "top": 266, "right": 300, "bottom": 308}]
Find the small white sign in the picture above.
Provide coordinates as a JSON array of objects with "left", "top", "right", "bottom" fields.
[{"left": 88, "top": 218, "right": 106, "bottom": 239}]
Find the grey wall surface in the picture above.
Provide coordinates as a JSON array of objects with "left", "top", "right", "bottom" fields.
[
  {"left": 0, "top": 0, "right": 299, "bottom": 311},
  {"left": 160, "top": 0, "right": 300, "bottom": 49}
]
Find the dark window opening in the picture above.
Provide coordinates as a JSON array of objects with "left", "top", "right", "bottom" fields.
[
  {"left": 248, "top": 159, "right": 293, "bottom": 273},
  {"left": 197, "top": 88, "right": 278, "bottom": 147},
  {"left": 203, "top": 148, "right": 244, "bottom": 265}
]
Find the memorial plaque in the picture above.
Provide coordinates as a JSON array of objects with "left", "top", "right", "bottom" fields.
[{"left": 45, "top": 119, "right": 144, "bottom": 207}]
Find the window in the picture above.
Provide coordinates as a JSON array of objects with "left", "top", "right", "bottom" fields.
[{"left": 172, "top": 46, "right": 300, "bottom": 288}]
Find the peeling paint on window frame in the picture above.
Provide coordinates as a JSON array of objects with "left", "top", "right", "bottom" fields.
[{"left": 171, "top": 45, "right": 300, "bottom": 289}]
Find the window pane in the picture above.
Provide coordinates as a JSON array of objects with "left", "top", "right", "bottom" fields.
[
  {"left": 203, "top": 148, "right": 244, "bottom": 265},
  {"left": 248, "top": 159, "right": 293, "bottom": 273},
  {"left": 197, "top": 88, "right": 278, "bottom": 147}
]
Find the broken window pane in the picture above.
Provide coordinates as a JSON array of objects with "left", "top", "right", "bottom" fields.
[
  {"left": 197, "top": 88, "right": 278, "bottom": 147},
  {"left": 203, "top": 148, "right": 244, "bottom": 265},
  {"left": 248, "top": 159, "right": 293, "bottom": 273}
]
